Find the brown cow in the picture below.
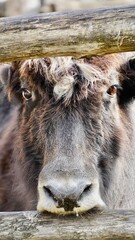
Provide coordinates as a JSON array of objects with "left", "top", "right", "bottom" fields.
[{"left": 0, "top": 53, "right": 135, "bottom": 214}]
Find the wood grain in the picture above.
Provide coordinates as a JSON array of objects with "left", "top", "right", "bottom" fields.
[
  {"left": 0, "top": 210, "right": 135, "bottom": 239},
  {"left": 0, "top": 6, "right": 135, "bottom": 62}
]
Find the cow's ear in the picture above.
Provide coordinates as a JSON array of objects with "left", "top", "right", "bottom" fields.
[
  {"left": 118, "top": 58, "right": 135, "bottom": 105},
  {"left": 0, "top": 64, "right": 12, "bottom": 85}
]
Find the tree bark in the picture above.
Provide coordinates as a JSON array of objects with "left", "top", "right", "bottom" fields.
[
  {"left": 0, "top": 6, "right": 135, "bottom": 62},
  {"left": 0, "top": 210, "right": 135, "bottom": 239}
]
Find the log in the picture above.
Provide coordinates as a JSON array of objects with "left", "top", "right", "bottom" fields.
[
  {"left": 0, "top": 210, "right": 135, "bottom": 239},
  {"left": 0, "top": 6, "right": 135, "bottom": 62}
]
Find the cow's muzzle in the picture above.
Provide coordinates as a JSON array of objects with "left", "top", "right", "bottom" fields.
[{"left": 37, "top": 175, "right": 106, "bottom": 214}]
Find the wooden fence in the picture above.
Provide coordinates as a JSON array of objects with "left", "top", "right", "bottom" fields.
[
  {"left": 0, "top": 210, "right": 135, "bottom": 239},
  {"left": 1, "top": 5, "right": 135, "bottom": 240},
  {"left": 0, "top": 5, "right": 135, "bottom": 62}
]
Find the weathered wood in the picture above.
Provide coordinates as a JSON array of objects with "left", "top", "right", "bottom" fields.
[
  {"left": 0, "top": 210, "right": 135, "bottom": 239},
  {"left": 0, "top": 6, "right": 135, "bottom": 62}
]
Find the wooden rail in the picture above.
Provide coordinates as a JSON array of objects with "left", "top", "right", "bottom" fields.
[
  {"left": 0, "top": 210, "right": 135, "bottom": 239},
  {"left": 0, "top": 5, "right": 135, "bottom": 62}
]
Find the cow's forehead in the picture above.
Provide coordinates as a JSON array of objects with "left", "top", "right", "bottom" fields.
[{"left": 17, "top": 56, "right": 123, "bottom": 102}]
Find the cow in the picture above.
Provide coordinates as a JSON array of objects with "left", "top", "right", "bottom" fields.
[{"left": 0, "top": 53, "right": 135, "bottom": 214}]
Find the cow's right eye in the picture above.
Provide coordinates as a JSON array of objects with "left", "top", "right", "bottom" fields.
[
  {"left": 107, "top": 84, "right": 122, "bottom": 96},
  {"left": 22, "top": 88, "right": 32, "bottom": 100},
  {"left": 107, "top": 85, "right": 118, "bottom": 96}
]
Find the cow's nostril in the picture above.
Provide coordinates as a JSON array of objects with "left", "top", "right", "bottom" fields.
[
  {"left": 83, "top": 184, "right": 92, "bottom": 194},
  {"left": 43, "top": 186, "right": 57, "bottom": 201},
  {"left": 79, "top": 184, "right": 92, "bottom": 200}
]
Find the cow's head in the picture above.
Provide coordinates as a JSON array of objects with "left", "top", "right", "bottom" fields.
[{"left": 1, "top": 54, "right": 135, "bottom": 214}]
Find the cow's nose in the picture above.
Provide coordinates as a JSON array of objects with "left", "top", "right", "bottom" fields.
[
  {"left": 38, "top": 178, "right": 92, "bottom": 212},
  {"left": 42, "top": 180, "right": 92, "bottom": 211},
  {"left": 37, "top": 176, "right": 106, "bottom": 214}
]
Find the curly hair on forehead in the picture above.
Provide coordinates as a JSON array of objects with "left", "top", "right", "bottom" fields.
[{"left": 6, "top": 54, "right": 129, "bottom": 105}]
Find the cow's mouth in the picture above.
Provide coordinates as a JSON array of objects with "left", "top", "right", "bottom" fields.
[
  {"left": 37, "top": 199, "right": 106, "bottom": 215},
  {"left": 38, "top": 205, "right": 105, "bottom": 216}
]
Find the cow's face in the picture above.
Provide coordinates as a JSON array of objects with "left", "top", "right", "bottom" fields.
[{"left": 0, "top": 54, "right": 135, "bottom": 214}]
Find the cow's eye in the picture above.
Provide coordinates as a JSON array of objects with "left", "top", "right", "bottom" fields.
[
  {"left": 22, "top": 88, "right": 32, "bottom": 100},
  {"left": 107, "top": 85, "right": 121, "bottom": 96}
]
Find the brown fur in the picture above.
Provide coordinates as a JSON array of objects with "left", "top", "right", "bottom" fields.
[{"left": 1, "top": 53, "right": 135, "bottom": 212}]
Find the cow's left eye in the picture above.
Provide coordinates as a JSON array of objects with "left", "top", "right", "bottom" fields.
[
  {"left": 22, "top": 88, "right": 32, "bottom": 100},
  {"left": 107, "top": 85, "right": 121, "bottom": 96}
]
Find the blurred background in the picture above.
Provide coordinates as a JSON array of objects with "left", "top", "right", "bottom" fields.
[{"left": 0, "top": 0, "right": 134, "bottom": 17}]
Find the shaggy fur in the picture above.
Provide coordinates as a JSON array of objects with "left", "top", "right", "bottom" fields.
[{"left": 0, "top": 53, "right": 135, "bottom": 212}]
